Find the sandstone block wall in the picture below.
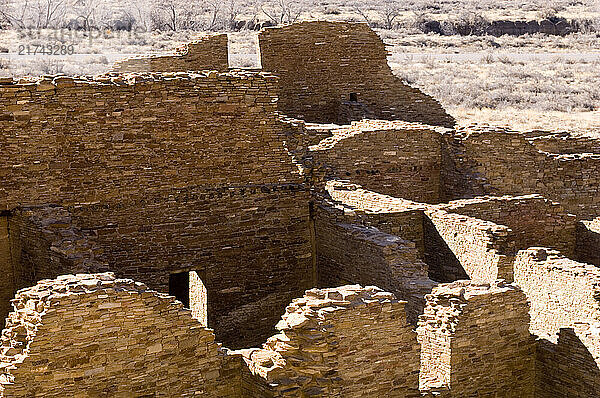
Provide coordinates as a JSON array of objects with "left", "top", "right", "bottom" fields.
[
  {"left": 3, "top": 206, "right": 108, "bottom": 321},
  {"left": 439, "top": 194, "right": 577, "bottom": 258},
  {"left": 315, "top": 208, "right": 435, "bottom": 322},
  {"left": 0, "top": 274, "right": 240, "bottom": 397},
  {"left": 529, "top": 132, "right": 600, "bottom": 155},
  {"left": 68, "top": 185, "right": 312, "bottom": 349},
  {"left": 513, "top": 248, "right": 600, "bottom": 340},
  {"left": 424, "top": 209, "right": 515, "bottom": 283},
  {"left": 0, "top": 216, "right": 12, "bottom": 326},
  {"left": 323, "top": 181, "right": 426, "bottom": 254},
  {"left": 577, "top": 217, "right": 600, "bottom": 267},
  {"left": 0, "top": 71, "right": 313, "bottom": 349},
  {"left": 536, "top": 324, "right": 600, "bottom": 398},
  {"left": 112, "top": 34, "right": 229, "bottom": 73},
  {"left": 454, "top": 126, "right": 600, "bottom": 219},
  {"left": 417, "top": 280, "right": 535, "bottom": 397},
  {"left": 259, "top": 21, "right": 455, "bottom": 128},
  {"left": 0, "top": 71, "right": 298, "bottom": 210},
  {"left": 240, "top": 285, "right": 421, "bottom": 397},
  {"left": 514, "top": 248, "right": 600, "bottom": 396},
  {"left": 307, "top": 121, "right": 446, "bottom": 203}
]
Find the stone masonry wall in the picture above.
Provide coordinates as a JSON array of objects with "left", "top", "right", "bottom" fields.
[
  {"left": 259, "top": 21, "right": 454, "bottom": 128},
  {"left": 315, "top": 208, "right": 435, "bottom": 322},
  {"left": 513, "top": 248, "right": 600, "bottom": 341},
  {"left": 425, "top": 209, "right": 515, "bottom": 283},
  {"left": 417, "top": 280, "right": 535, "bottom": 397},
  {"left": 323, "top": 181, "right": 426, "bottom": 254},
  {"left": 0, "top": 71, "right": 313, "bottom": 349},
  {"left": 0, "top": 71, "right": 298, "bottom": 210},
  {"left": 240, "top": 285, "right": 421, "bottom": 397},
  {"left": 8, "top": 205, "right": 108, "bottom": 287},
  {"left": 0, "top": 216, "right": 11, "bottom": 326},
  {"left": 3, "top": 206, "right": 108, "bottom": 322},
  {"left": 536, "top": 324, "right": 600, "bottom": 398},
  {"left": 112, "top": 34, "right": 229, "bottom": 73},
  {"left": 577, "top": 217, "right": 600, "bottom": 267},
  {"left": 307, "top": 120, "right": 446, "bottom": 203},
  {"left": 512, "top": 248, "right": 600, "bottom": 396},
  {"left": 455, "top": 126, "right": 600, "bottom": 219},
  {"left": 529, "top": 132, "right": 600, "bottom": 155},
  {"left": 68, "top": 185, "right": 312, "bottom": 349},
  {"left": 0, "top": 273, "right": 241, "bottom": 397},
  {"left": 439, "top": 194, "right": 577, "bottom": 258}
]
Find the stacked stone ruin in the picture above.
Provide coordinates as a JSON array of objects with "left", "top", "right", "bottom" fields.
[{"left": 0, "top": 20, "right": 599, "bottom": 396}]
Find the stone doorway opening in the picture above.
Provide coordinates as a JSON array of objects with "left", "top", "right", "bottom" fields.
[
  {"left": 169, "top": 271, "right": 190, "bottom": 308},
  {"left": 169, "top": 270, "right": 208, "bottom": 327}
]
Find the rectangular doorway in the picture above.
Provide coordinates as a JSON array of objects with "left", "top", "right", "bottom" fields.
[
  {"left": 168, "top": 270, "right": 208, "bottom": 327},
  {"left": 169, "top": 271, "right": 190, "bottom": 308}
]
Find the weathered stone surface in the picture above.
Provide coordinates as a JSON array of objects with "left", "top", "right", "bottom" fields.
[
  {"left": 240, "top": 285, "right": 421, "bottom": 397},
  {"left": 112, "top": 33, "right": 229, "bottom": 73},
  {"left": 0, "top": 273, "right": 241, "bottom": 397},
  {"left": 577, "top": 217, "right": 600, "bottom": 267},
  {"left": 259, "top": 21, "right": 455, "bottom": 128},
  {"left": 0, "top": 20, "right": 598, "bottom": 397},
  {"left": 417, "top": 280, "right": 535, "bottom": 397}
]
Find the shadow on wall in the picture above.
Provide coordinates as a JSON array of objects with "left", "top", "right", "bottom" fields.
[
  {"left": 537, "top": 328, "right": 600, "bottom": 397},
  {"left": 423, "top": 216, "right": 468, "bottom": 283}
]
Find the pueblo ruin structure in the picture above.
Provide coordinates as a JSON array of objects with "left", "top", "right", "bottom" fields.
[{"left": 0, "top": 21, "right": 599, "bottom": 397}]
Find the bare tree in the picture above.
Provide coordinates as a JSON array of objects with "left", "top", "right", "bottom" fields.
[
  {"left": 205, "top": 0, "right": 221, "bottom": 30},
  {"left": 72, "top": 0, "right": 104, "bottom": 30},
  {"left": 261, "top": 0, "right": 307, "bottom": 25},
  {"left": 34, "top": 0, "right": 66, "bottom": 28},
  {"left": 225, "top": 0, "right": 240, "bottom": 30},
  {"left": 354, "top": 0, "right": 401, "bottom": 30},
  {"left": 379, "top": 0, "right": 401, "bottom": 30},
  {"left": 353, "top": 5, "right": 374, "bottom": 27},
  {"left": 0, "top": 0, "right": 30, "bottom": 28}
]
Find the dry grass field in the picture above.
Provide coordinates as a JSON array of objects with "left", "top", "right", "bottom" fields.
[{"left": 0, "top": 0, "right": 599, "bottom": 134}]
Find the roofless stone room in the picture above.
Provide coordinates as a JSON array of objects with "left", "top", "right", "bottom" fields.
[{"left": 0, "top": 19, "right": 599, "bottom": 397}]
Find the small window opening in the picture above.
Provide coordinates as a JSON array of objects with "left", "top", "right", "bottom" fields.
[{"left": 349, "top": 93, "right": 358, "bottom": 102}]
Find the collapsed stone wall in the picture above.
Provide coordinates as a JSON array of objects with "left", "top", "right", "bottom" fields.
[
  {"left": 259, "top": 21, "right": 454, "bottom": 128},
  {"left": 439, "top": 194, "right": 577, "bottom": 258},
  {"left": 112, "top": 34, "right": 229, "bottom": 73},
  {"left": 417, "top": 280, "right": 535, "bottom": 397},
  {"left": 0, "top": 274, "right": 241, "bottom": 397},
  {"left": 577, "top": 217, "right": 600, "bottom": 267},
  {"left": 240, "top": 285, "right": 421, "bottom": 397},
  {"left": 315, "top": 206, "right": 435, "bottom": 322},
  {"left": 307, "top": 120, "right": 446, "bottom": 203},
  {"left": 454, "top": 126, "right": 600, "bottom": 219}
]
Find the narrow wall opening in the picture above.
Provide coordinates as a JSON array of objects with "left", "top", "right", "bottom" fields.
[
  {"left": 349, "top": 92, "right": 358, "bottom": 102},
  {"left": 168, "top": 270, "right": 208, "bottom": 327},
  {"left": 169, "top": 271, "right": 190, "bottom": 308}
]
